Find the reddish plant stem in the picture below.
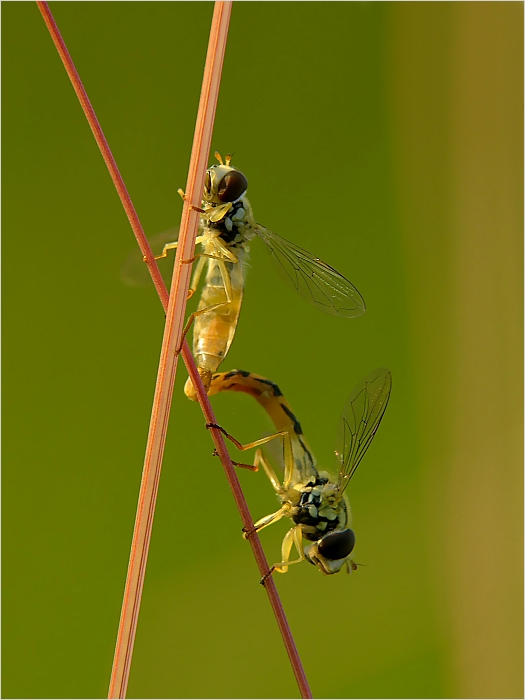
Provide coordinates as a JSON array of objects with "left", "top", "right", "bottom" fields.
[
  {"left": 36, "top": 1, "right": 166, "bottom": 302},
  {"left": 36, "top": 3, "right": 312, "bottom": 699}
]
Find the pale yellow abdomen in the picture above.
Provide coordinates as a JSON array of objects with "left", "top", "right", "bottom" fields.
[{"left": 184, "top": 256, "right": 244, "bottom": 399}]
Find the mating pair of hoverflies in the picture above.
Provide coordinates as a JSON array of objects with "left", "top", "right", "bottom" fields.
[{"left": 138, "top": 152, "right": 391, "bottom": 578}]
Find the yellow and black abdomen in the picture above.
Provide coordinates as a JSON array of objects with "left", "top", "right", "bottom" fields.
[{"left": 207, "top": 369, "right": 319, "bottom": 483}]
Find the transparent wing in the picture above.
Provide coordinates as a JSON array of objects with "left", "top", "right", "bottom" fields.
[
  {"left": 334, "top": 368, "right": 391, "bottom": 495},
  {"left": 261, "top": 429, "right": 287, "bottom": 473},
  {"left": 254, "top": 224, "right": 365, "bottom": 318},
  {"left": 120, "top": 228, "right": 178, "bottom": 288}
]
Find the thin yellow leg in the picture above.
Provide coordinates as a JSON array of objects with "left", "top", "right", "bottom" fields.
[
  {"left": 188, "top": 255, "right": 207, "bottom": 298},
  {"left": 260, "top": 527, "right": 305, "bottom": 583},
  {"left": 210, "top": 449, "right": 258, "bottom": 472},
  {"left": 180, "top": 250, "right": 237, "bottom": 267},
  {"left": 257, "top": 436, "right": 293, "bottom": 495},
  {"left": 177, "top": 303, "right": 227, "bottom": 355},
  {"left": 254, "top": 449, "right": 282, "bottom": 493},
  {"left": 153, "top": 240, "right": 177, "bottom": 261},
  {"left": 145, "top": 234, "right": 205, "bottom": 262},
  {"left": 178, "top": 188, "right": 206, "bottom": 212},
  {"left": 176, "top": 254, "right": 237, "bottom": 354},
  {"left": 206, "top": 423, "right": 292, "bottom": 488},
  {"left": 242, "top": 504, "right": 291, "bottom": 540},
  {"left": 345, "top": 560, "right": 358, "bottom": 574},
  {"left": 274, "top": 526, "right": 306, "bottom": 573},
  {"left": 211, "top": 238, "right": 239, "bottom": 264}
]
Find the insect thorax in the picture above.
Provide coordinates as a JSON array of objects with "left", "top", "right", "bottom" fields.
[
  {"left": 203, "top": 195, "right": 255, "bottom": 247},
  {"left": 288, "top": 474, "right": 348, "bottom": 542}
]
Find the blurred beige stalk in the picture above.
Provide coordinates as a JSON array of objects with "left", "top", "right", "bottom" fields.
[{"left": 388, "top": 3, "right": 523, "bottom": 698}]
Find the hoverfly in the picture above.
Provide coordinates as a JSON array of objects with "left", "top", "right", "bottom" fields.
[
  {"left": 150, "top": 153, "right": 366, "bottom": 398},
  {"left": 207, "top": 367, "right": 391, "bottom": 575}
]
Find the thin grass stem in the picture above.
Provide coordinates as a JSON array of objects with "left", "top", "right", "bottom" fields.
[{"left": 36, "top": 3, "right": 312, "bottom": 699}]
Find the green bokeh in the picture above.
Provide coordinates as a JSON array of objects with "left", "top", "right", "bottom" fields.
[{"left": 3, "top": 3, "right": 522, "bottom": 699}]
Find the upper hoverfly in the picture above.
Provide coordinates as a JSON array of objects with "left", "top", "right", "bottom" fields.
[
  {"left": 207, "top": 367, "right": 391, "bottom": 576},
  {"left": 150, "top": 153, "right": 366, "bottom": 399}
]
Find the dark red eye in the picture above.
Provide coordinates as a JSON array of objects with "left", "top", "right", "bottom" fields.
[
  {"left": 217, "top": 170, "right": 248, "bottom": 202},
  {"left": 317, "top": 529, "right": 355, "bottom": 561}
]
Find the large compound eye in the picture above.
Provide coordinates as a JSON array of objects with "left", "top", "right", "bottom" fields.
[
  {"left": 217, "top": 170, "right": 248, "bottom": 202},
  {"left": 317, "top": 529, "right": 355, "bottom": 561}
]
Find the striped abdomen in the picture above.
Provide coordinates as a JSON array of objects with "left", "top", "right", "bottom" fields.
[{"left": 207, "top": 369, "right": 318, "bottom": 482}]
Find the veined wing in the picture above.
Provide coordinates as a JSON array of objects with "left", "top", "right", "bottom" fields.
[
  {"left": 254, "top": 224, "right": 365, "bottom": 318},
  {"left": 334, "top": 368, "right": 391, "bottom": 496}
]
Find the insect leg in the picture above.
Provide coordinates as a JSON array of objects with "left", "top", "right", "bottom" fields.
[
  {"left": 146, "top": 235, "right": 205, "bottom": 261},
  {"left": 273, "top": 526, "right": 306, "bottom": 573},
  {"left": 176, "top": 255, "right": 234, "bottom": 354},
  {"left": 210, "top": 448, "right": 259, "bottom": 472},
  {"left": 211, "top": 238, "right": 239, "bottom": 264},
  {"left": 345, "top": 560, "right": 358, "bottom": 574},
  {"left": 153, "top": 240, "right": 177, "bottom": 260},
  {"left": 261, "top": 527, "right": 306, "bottom": 582},
  {"left": 254, "top": 448, "right": 282, "bottom": 493},
  {"left": 206, "top": 422, "right": 292, "bottom": 488},
  {"left": 243, "top": 504, "right": 291, "bottom": 539},
  {"left": 208, "top": 202, "right": 233, "bottom": 223},
  {"left": 188, "top": 254, "right": 207, "bottom": 300},
  {"left": 177, "top": 189, "right": 206, "bottom": 213},
  {"left": 275, "top": 527, "right": 306, "bottom": 573}
]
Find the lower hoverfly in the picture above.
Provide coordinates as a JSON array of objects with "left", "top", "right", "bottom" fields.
[
  {"left": 147, "top": 153, "right": 366, "bottom": 398},
  {"left": 207, "top": 367, "right": 391, "bottom": 575}
]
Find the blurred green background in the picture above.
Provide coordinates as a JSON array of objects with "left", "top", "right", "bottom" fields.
[{"left": 2, "top": 2, "right": 522, "bottom": 698}]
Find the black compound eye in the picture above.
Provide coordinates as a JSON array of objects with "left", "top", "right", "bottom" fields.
[
  {"left": 217, "top": 170, "right": 248, "bottom": 202},
  {"left": 317, "top": 529, "right": 355, "bottom": 561}
]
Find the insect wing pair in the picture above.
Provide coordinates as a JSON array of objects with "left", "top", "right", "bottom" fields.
[
  {"left": 300, "top": 367, "right": 392, "bottom": 575},
  {"left": 121, "top": 162, "right": 366, "bottom": 320},
  {"left": 208, "top": 367, "right": 391, "bottom": 576},
  {"left": 253, "top": 224, "right": 365, "bottom": 318},
  {"left": 335, "top": 367, "right": 392, "bottom": 495}
]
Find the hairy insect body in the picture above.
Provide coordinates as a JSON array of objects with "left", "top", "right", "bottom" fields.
[
  {"left": 189, "top": 247, "right": 247, "bottom": 393},
  {"left": 208, "top": 369, "right": 355, "bottom": 575},
  {"left": 183, "top": 170, "right": 255, "bottom": 398},
  {"left": 189, "top": 280, "right": 241, "bottom": 391},
  {"left": 208, "top": 367, "right": 391, "bottom": 575},
  {"left": 209, "top": 197, "right": 255, "bottom": 244},
  {"left": 290, "top": 475, "right": 349, "bottom": 541},
  {"left": 154, "top": 152, "right": 365, "bottom": 399}
]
